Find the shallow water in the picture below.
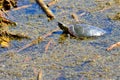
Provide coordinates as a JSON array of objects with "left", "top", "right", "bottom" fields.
[{"left": 0, "top": 0, "right": 120, "bottom": 80}]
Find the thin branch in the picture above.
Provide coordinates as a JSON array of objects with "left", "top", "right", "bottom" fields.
[
  {"left": 71, "top": 12, "right": 86, "bottom": 23},
  {"left": 47, "top": 0, "right": 58, "bottom": 7},
  {"left": 45, "top": 39, "right": 53, "bottom": 53},
  {"left": 36, "top": 0, "right": 55, "bottom": 19},
  {"left": 5, "top": 4, "right": 32, "bottom": 12},
  {"left": 12, "top": 4, "right": 32, "bottom": 11},
  {"left": 106, "top": 42, "right": 120, "bottom": 51},
  {"left": 37, "top": 70, "right": 42, "bottom": 80},
  {"left": 71, "top": 13, "right": 79, "bottom": 22}
]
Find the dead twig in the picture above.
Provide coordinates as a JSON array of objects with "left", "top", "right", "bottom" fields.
[
  {"left": 5, "top": 4, "right": 32, "bottom": 12},
  {"left": 47, "top": 0, "right": 58, "bottom": 7},
  {"left": 96, "top": 5, "right": 114, "bottom": 12},
  {"left": 37, "top": 70, "right": 42, "bottom": 80},
  {"left": 17, "top": 28, "right": 59, "bottom": 53},
  {"left": 106, "top": 42, "right": 120, "bottom": 51},
  {"left": 1, "top": 9, "right": 9, "bottom": 17},
  {"left": 71, "top": 13, "right": 79, "bottom": 22},
  {"left": 79, "top": 12, "right": 86, "bottom": 17},
  {"left": 12, "top": 4, "right": 32, "bottom": 11},
  {"left": 0, "top": 15, "right": 16, "bottom": 26},
  {"left": 71, "top": 12, "right": 85, "bottom": 23},
  {"left": 0, "top": 31, "right": 30, "bottom": 39},
  {"left": 36, "top": 0, "right": 55, "bottom": 19},
  {"left": 45, "top": 39, "right": 53, "bottom": 53},
  {"left": 0, "top": 5, "right": 32, "bottom": 24},
  {"left": 99, "top": 7, "right": 112, "bottom": 12}
]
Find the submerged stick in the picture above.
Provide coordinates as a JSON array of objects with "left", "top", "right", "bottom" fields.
[
  {"left": 45, "top": 39, "right": 53, "bottom": 53},
  {"left": 106, "top": 42, "right": 120, "bottom": 51},
  {"left": 36, "top": 0, "right": 55, "bottom": 19},
  {"left": 71, "top": 13, "right": 79, "bottom": 22},
  {"left": 17, "top": 28, "right": 59, "bottom": 53},
  {"left": 5, "top": 4, "right": 32, "bottom": 13},
  {"left": 37, "top": 70, "right": 42, "bottom": 80},
  {"left": 71, "top": 12, "right": 85, "bottom": 23},
  {"left": 11, "top": 4, "right": 32, "bottom": 11},
  {"left": 0, "top": 16, "right": 16, "bottom": 26},
  {"left": 47, "top": 0, "right": 58, "bottom": 7},
  {"left": 0, "top": 31, "right": 30, "bottom": 39}
]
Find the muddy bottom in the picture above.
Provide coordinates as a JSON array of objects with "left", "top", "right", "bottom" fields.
[{"left": 0, "top": 0, "right": 120, "bottom": 80}]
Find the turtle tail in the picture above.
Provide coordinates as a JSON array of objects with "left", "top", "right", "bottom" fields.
[{"left": 58, "top": 22, "right": 69, "bottom": 33}]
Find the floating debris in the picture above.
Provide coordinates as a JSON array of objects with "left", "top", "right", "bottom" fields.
[
  {"left": 0, "top": 31, "right": 30, "bottom": 48},
  {"left": 37, "top": 70, "right": 42, "bottom": 80},
  {"left": 0, "top": 39, "right": 10, "bottom": 48},
  {"left": 2, "top": 0, "right": 17, "bottom": 10},
  {"left": 36, "top": 0, "right": 55, "bottom": 20},
  {"left": 109, "top": 12, "right": 120, "bottom": 20},
  {"left": 107, "top": 42, "right": 120, "bottom": 51}
]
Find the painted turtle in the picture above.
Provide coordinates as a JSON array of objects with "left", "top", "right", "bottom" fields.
[{"left": 58, "top": 22, "right": 106, "bottom": 37}]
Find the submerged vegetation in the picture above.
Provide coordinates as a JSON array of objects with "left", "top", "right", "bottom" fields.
[
  {"left": 0, "top": 0, "right": 120, "bottom": 80},
  {"left": 0, "top": 0, "right": 29, "bottom": 48}
]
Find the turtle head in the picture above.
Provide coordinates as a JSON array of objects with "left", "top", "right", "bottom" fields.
[{"left": 58, "top": 22, "right": 69, "bottom": 33}]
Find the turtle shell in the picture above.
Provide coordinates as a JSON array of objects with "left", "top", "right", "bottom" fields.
[{"left": 68, "top": 24, "right": 106, "bottom": 37}]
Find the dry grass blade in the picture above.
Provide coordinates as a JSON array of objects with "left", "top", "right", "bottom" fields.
[
  {"left": 99, "top": 7, "right": 112, "bottom": 12},
  {"left": 71, "top": 13, "right": 79, "bottom": 22},
  {"left": 0, "top": 16, "right": 16, "bottom": 26},
  {"left": 5, "top": 4, "right": 32, "bottom": 12},
  {"left": 37, "top": 70, "right": 42, "bottom": 80},
  {"left": 79, "top": 12, "right": 86, "bottom": 17},
  {"left": 36, "top": 0, "right": 55, "bottom": 19},
  {"left": 45, "top": 39, "right": 53, "bottom": 53},
  {"left": 47, "top": 0, "right": 58, "bottom": 7},
  {"left": 12, "top": 4, "right": 32, "bottom": 11},
  {"left": 71, "top": 12, "right": 86, "bottom": 23},
  {"left": 106, "top": 42, "right": 120, "bottom": 51}
]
